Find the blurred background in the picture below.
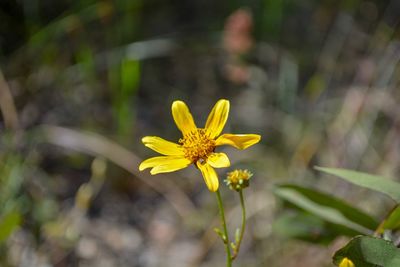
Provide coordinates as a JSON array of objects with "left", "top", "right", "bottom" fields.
[{"left": 0, "top": 0, "right": 399, "bottom": 266}]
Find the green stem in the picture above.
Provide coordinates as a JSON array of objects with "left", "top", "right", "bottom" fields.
[
  {"left": 232, "top": 189, "right": 246, "bottom": 260},
  {"left": 374, "top": 204, "right": 399, "bottom": 236},
  {"left": 215, "top": 189, "right": 232, "bottom": 267}
]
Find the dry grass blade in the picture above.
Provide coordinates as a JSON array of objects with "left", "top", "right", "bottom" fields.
[
  {"left": 40, "top": 125, "right": 195, "bottom": 218},
  {"left": 0, "top": 70, "right": 19, "bottom": 130}
]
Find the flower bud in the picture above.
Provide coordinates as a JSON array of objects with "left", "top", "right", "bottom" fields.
[
  {"left": 339, "top": 257, "right": 355, "bottom": 267},
  {"left": 224, "top": 169, "right": 253, "bottom": 191}
]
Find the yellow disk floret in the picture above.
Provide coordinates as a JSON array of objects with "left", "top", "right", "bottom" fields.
[{"left": 179, "top": 129, "right": 216, "bottom": 162}]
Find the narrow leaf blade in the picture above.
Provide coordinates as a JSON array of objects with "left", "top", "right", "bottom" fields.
[
  {"left": 274, "top": 185, "right": 376, "bottom": 235},
  {"left": 315, "top": 167, "right": 400, "bottom": 202}
]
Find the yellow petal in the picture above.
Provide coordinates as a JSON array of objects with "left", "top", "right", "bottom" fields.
[
  {"left": 196, "top": 162, "right": 219, "bottom": 192},
  {"left": 171, "top": 100, "right": 197, "bottom": 136},
  {"left": 339, "top": 258, "right": 355, "bottom": 267},
  {"left": 142, "top": 136, "right": 184, "bottom": 156},
  {"left": 139, "top": 156, "right": 191, "bottom": 174},
  {"left": 207, "top": 152, "right": 230, "bottom": 168},
  {"left": 205, "top": 99, "right": 230, "bottom": 138},
  {"left": 215, "top": 134, "right": 261, "bottom": 149}
]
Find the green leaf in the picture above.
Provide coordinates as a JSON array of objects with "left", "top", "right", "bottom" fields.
[
  {"left": 121, "top": 58, "right": 140, "bottom": 95},
  {"left": 115, "top": 58, "right": 140, "bottom": 137},
  {"left": 333, "top": 236, "right": 400, "bottom": 267},
  {"left": 273, "top": 211, "right": 335, "bottom": 243},
  {"left": 274, "top": 184, "right": 377, "bottom": 235},
  {"left": 387, "top": 256, "right": 400, "bottom": 267},
  {"left": 0, "top": 211, "right": 21, "bottom": 243},
  {"left": 315, "top": 167, "right": 400, "bottom": 202}
]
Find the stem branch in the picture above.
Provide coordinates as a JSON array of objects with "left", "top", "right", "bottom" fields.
[{"left": 232, "top": 190, "right": 246, "bottom": 260}]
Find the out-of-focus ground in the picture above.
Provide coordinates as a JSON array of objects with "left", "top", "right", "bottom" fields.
[{"left": 0, "top": 0, "right": 399, "bottom": 266}]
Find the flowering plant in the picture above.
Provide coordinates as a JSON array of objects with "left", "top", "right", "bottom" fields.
[{"left": 139, "top": 99, "right": 260, "bottom": 265}]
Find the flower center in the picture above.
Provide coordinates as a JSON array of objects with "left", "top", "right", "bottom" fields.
[{"left": 179, "top": 128, "right": 215, "bottom": 163}]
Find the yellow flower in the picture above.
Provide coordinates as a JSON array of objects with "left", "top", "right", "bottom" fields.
[
  {"left": 225, "top": 169, "right": 253, "bottom": 191},
  {"left": 139, "top": 99, "right": 261, "bottom": 192},
  {"left": 339, "top": 258, "right": 355, "bottom": 267}
]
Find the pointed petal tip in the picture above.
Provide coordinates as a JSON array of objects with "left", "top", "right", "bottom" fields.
[
  {"left": 142, "top": 136, "right": 152, "bottom": 145},
  {"left": 171, "top": 100, "right": 183, "bottom": 107},
  {"left": 206, "top": 174, "right": 219, "bottom": 192},
  {"left": 149, "top": 168, "right": 158, "bottom": 175},
  {"left": 218, "top": 99, "right": 230, "bottom": 108},
  {"left": 171, "top": 100, "right": 188, "bottom": 111},
  {"left": 138, "top": 162, "right": 146, "bottom": 171},
  {"left": 218, "top": 98, "right": 230, "bottom": 103},
  {"left": 209, "top": 184, "right": 219, "bottom": 192}
]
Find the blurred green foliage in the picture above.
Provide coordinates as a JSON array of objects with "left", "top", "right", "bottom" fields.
[
  {"left": 274, "top": 167, "right": 400, "bottom": 265},
  {"left": 333, "top": 236, "right": 400, "bottom": 267}
]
